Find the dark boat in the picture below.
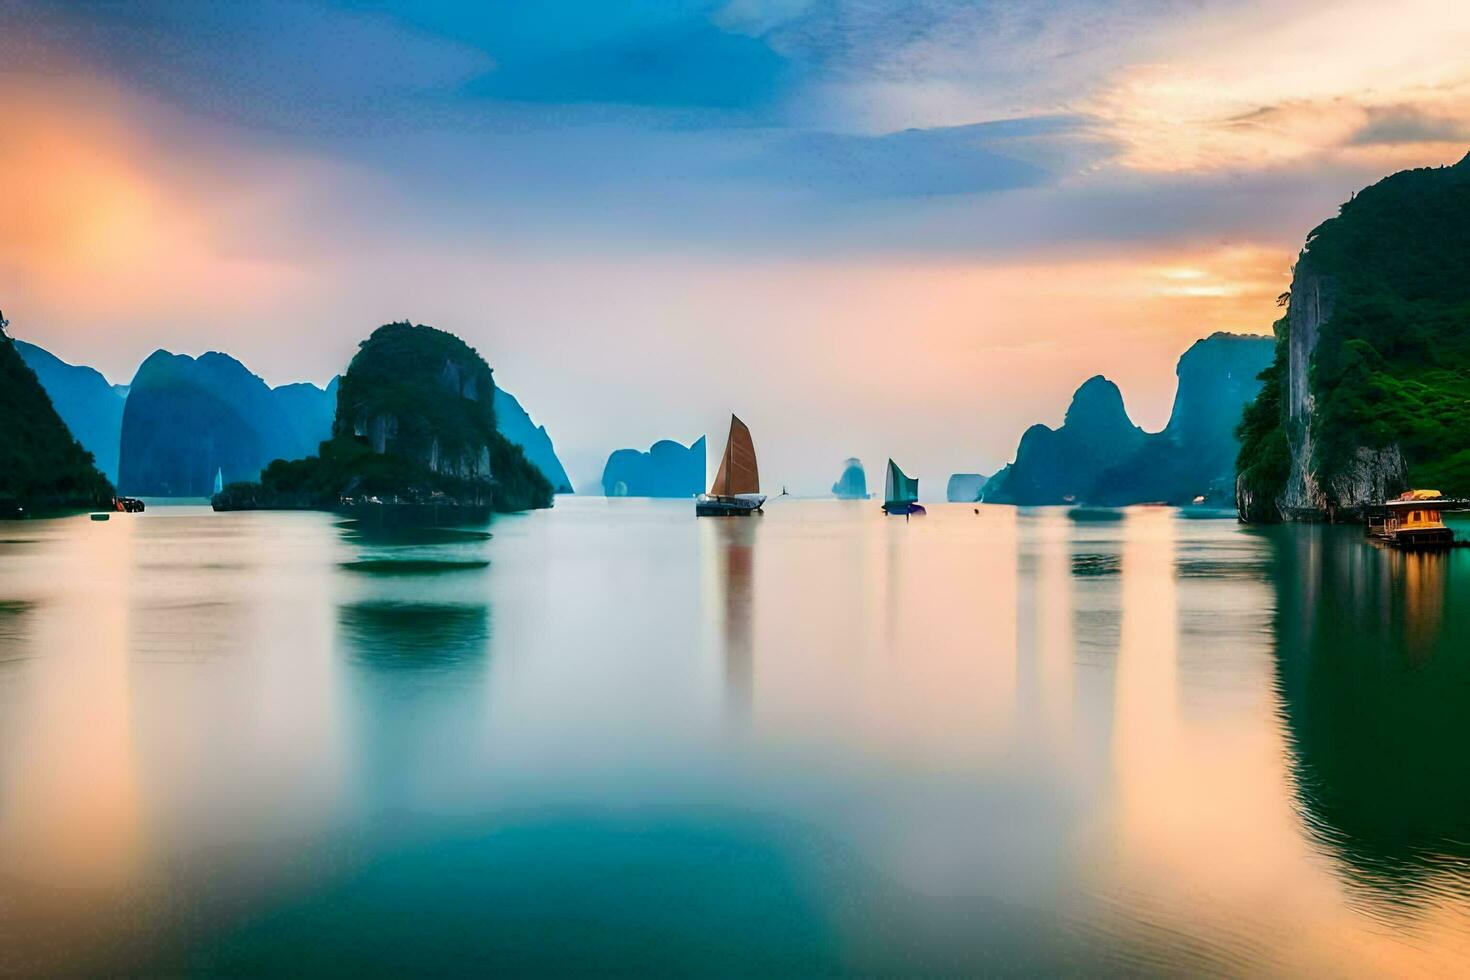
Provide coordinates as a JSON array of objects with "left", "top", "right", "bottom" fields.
[
  {"left": 696, "top": 415, "right": 765, "bottom": 517},
  {"left": 882, "top": 459, "right": 925, "bottom": 517}
]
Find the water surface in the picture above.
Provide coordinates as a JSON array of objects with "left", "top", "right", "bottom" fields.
[{"left": 2, "top": 499, "right": 1469, "bottom": 975}]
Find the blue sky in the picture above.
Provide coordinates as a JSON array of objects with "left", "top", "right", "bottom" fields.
[{"left": 3, "top": 0, "right": 1468, "bottom": 490}]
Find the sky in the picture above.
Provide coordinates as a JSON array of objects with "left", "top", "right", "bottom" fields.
[{"left": 2, "top": 0, "right": 1469, "bottom": 493}]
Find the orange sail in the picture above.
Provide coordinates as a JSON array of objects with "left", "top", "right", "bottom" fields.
[{"left": 710, "top": 414, "right": 760, "bottom": 497}]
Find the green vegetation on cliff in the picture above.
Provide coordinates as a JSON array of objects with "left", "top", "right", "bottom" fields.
[
  {"left": 218, "top": 321, "right": 552, "bottom": 513},
  {"left": 1237, "top": 154, "right": 1470, "bottom": 511},
  {"left": 0, "top": 324, "right": 114, "bottom": 514}
]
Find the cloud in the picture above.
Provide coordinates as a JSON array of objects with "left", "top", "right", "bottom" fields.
[
  {"left": 1348, "top": 105, "right": 1470, "bottom": 146},
  {"left": 736, "top": 116, "right": 1103, "bottom": 199}
]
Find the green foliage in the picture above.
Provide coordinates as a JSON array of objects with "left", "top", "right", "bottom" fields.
[
  {"left": 1234, "top": 321, "right": 1292, "bottom": 512},
  {"left": 1235, "top": 155, "right": 1470, "bottom": 510},
  {"left": 0, "top": 328, "right": 114, "bottom": 513},
  {"left": 219, "top": 321, "right": 552, "bottom": 513}
]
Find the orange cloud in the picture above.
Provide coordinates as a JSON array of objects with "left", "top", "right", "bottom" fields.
[{"left": 1089, "top": 0, "right": 1470, "bottom": 173}]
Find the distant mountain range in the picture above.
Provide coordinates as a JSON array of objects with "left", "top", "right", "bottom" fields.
[
  {"left": 984, "top": 332, "right": 1273, "bottom": 506},
  {"left": 119, "top": 350, "right": 337, "bottom": 496},
  {"left": 16, "top": 339, "right": 573, "bottom": 498},
  {"left": 15, "top": 340, "right": 128, "bottom": 484},
  {"left": 602, "top": 437, "right": 706, "bottom": 497}
]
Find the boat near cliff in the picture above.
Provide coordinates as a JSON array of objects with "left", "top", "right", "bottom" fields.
[
  {"left": 1365, "top": 490, "right": 1467, "bottom": 548},
  {"left": 696, "top": 415, "right": 764, "bottom": 516}
]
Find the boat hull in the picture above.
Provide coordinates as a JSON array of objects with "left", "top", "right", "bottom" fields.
[
  {"left": 882, "top": 502, "right": 926, "bottom": 516},
  {"left": 1389, "top": 526, "right": 1455, "bottom": 548},
  {"left": 696, "top": 495, "right": 764, "bottom": 517}
]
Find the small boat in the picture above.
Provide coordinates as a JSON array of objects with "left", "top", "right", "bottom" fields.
[
  {"left": 882, "top": 459, "right": 925, "bottom": 517},
  {"left": 1367, "top": 489, "right": 1463, "bottom": 548},
  {"left": 89, "top": 512, "right": 110, "bottom": 521},
  {"left": 696, "top": 415, "right": 766, "bottom": 517}
]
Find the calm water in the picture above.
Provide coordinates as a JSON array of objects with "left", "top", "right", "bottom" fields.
[{"left": 3, "top": 499, "right": 1470, "bottom": 975}]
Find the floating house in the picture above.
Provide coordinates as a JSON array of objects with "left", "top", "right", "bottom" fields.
[{"left": 1368, "top": 489, "right": 1457, "bottom": 548}]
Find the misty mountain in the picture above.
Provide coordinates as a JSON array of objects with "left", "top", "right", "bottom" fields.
[{"left": 15, "top": 339, "right": 127, "bottom": 484}]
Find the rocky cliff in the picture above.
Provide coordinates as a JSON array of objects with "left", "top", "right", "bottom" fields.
[
  {"left": 985, "top": 335, "right": 1272, "bottom": 508},
  {"left": 222, "top": 321, "right": 552, "bottom": 513},
  {"left": 1237, "top": 154, "right": 1470, "bottom": 522},
  {"left": 493, "top": 386, "right": 574, "bottom": 493},
  {"left": 1091, "top": 333, "right": 1273, "bottom": 506},
  {"left": 832, "top": 457, "right": 869, "bottom": 499},
  {"left": 983, "top": 376, "right": 1146, "bottom": 505},
  {"left": 15, "top": 339, "right": 127, "bottom": 483},
  {"left": 946, "top": 473, "right": 989, "bottom": 502},
  {"left": 602, "top": 437, "right": 706, "bottom": 497},
  {"left": 118, "top": 350, "right": 334, "bottom": 496},
  {"left": 0, "top": 324, "right": 113, "bottom": 513}
]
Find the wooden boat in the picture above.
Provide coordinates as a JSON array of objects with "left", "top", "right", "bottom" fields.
[
  {"left": 882, "top": 459, "right": 925, "bottom": 517},
  {"left": 1367, "top": 490, "right": 1461, "bottom": 548},
  {"left": 696, "top": 415, "right": 765, "bottom": 517}
]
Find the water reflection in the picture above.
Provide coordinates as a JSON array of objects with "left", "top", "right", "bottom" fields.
[
  {"left": 338, "top": 601, "right": 490, "bottom": 672},
  {"left": 706, "top": 518, "right": 756, "bottom": 718},
  {"left": 1271, "top": 526, "right": 1470, "bottom": 906}
]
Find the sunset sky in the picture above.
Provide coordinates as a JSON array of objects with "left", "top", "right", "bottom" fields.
[{"left": 3, "top": 0, "right": 1469, "bottom": 492}]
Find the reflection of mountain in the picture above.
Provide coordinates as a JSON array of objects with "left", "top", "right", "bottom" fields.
[
  {"left": 338, "top": 601, "right": 489, "bottom": 671},
  {"left": 1270, "top": 526, "right": 1470, "bottom": 899}
]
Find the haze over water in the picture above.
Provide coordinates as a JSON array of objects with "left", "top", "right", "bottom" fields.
[{"left": 2, "top": 500, "right": 1469, "bottom": 974}]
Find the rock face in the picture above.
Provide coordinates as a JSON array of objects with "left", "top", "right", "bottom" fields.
[
  {"left": 493, "top": 387, "right": 574, "bottom": 493},
  {"left": 0, "top": 325, "right": 113, "bottom": 512},
  {"left": 983, "top": 376, "right": 1146, "bottom": 504},
  {"left": 15, "top": 339, "right": 127, "bottom": 483},
  {"left": 946, "top": 473, "right": 989, "bottom": 502},
  {"left": 832, "top": 457, "right": 869, "bottom": 499},
  {"left": 985, "top": 337, "right": 1272, "bottom": 507},
  {"left": 602, "top": 437, "right": 705, "bottom": 497},
  {"left": 1091, "top": 333, "right": 1273, "bottom": 506},
  {"left": 334, "top": 322, "right": 506, "bottom": 489},
  {"left": 118, "top": 350, "right": 335, "bottom": 496},
  {"left": 1236, "top": 155, "right": 1470, "bottom": 521},
  {"left": 222, "top": 321, "right": 551, "bottom": 512}
]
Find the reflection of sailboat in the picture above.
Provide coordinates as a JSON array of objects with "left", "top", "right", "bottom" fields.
[
  {"left": 696, "top": 415, "right": 766, "bottom": 516},
  {"left": 881, "top": 459, "right": 925, "bottom": 517}
]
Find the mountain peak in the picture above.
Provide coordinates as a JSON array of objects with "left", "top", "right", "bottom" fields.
[{"left": 1064, "top": 375, "right": 1131, "bottom": 429}]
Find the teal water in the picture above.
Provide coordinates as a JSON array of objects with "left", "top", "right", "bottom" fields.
[{"left": 2, "top": 499, "right": 1470, "bottom": 974}]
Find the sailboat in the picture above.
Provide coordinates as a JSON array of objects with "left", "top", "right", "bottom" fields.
[
  {"left": 213, "top": 467, "right": 224, "bottom": 496},
  {"left": 882, "top": 459, "right": 925, "bottom": 517},
  {"left": 696, "top": 415, "right": 766, "bottom": 516}
]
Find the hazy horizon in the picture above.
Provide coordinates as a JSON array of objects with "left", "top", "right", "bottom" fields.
[{"left": 5, "top": 0, "right": 1469, "bottom": 492}]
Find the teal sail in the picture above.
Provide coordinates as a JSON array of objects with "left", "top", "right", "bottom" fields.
[{"left": 884, "top": 459, "right": 918, "bottom": 506}]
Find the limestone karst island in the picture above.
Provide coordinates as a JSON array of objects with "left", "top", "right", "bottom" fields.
[{"left": 5, "top": 2, "right": 1470, "bottom": 976}]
